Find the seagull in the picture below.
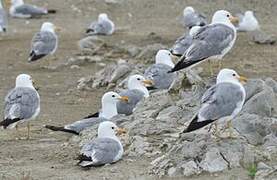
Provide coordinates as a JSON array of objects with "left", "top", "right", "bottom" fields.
[
  {"left": 44, "top": 92, "right": 128, "bottom": 135},
  {"left": 170, "top": 10, "right": 239, "bottom": 74},
  {"left": 117, "top": 74, "right": 153, "bottom": 115},
  {"left": 144, "top": 50, "right": 177, "bottom": 90},
  {"left": 183, "top": 69, "right": 247, "bottom": 137},
  {"left": 86, "top": 13, "right": 115, "bottom": 35},
  {"left": 28, "top": 22, "right": 58, "bottom": 62},
  {"left": 182, "top": 6, "right": 207, "bottom": 29},
  {"left": 78, "top": 121, "right": 126, "bottom": 167},
  {"left": 0, "top": 74, "right": 40, "bottom": 139},
  {"left": 170, "top": 26, "right": 201, "bottom": 57},
  {"left": 8, "top": 0, "right": 56, "bottom": 19},
  {"left": 0, "top": 0, "right": 7, "bottom": 33},
  {"left": 237, "top": 11, "right": 260, "bottom": 32}
]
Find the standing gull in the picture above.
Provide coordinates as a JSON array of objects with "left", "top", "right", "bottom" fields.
[
  {"left": 144, "top": 50, "right": 177, "bottom": 90},
  {"left": 86, "top": 13, "right": 115, "bottom": 35},
  {"left": 170, "top": 10, "right": 239, "bottom": 74},
  {"left": 78, "top": 121, "right": 126, "bottom": 167},
  {"left": 117, "top": 74, "right": 153, "bottom": 115},
  {"left": 44, "top": 92, "right": 128, "bottom": 135},
  {"left": 237, "top": 11, "right": 259, "bottom": 32},
  {"left": 182, "top": 6, "right": 207, "bottom": 29},
  {"left": 0, "top": 74, "right": 40, "bottom": 139},
  {"left": 170, "top": 26, "right": 201, "bottom": 57},
  {"left": 8, "top": 0, "right": 56, "bottom": 18},
  {"left": 183, "top": 69, "right": 247, "bottom": 137},
  {"left": 28, "top": 22, "right": 58, "bottom": 62},
  {"left": 0, "top": 0, "right": 7, "bottom": 33}
]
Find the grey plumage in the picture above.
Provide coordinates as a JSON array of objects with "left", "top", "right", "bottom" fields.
[
  {"left": 29, "top": 31, "right": 57, "bottom": 61},
  {"left": 144, "top": 64, "right": 176, "bottom": 89},
  {"left": 183, "top": 12, "right": 207, "bottom": 29},
  {"left": 117, "top": 89, "right": 145, "bottom": 115},
  {"left": 79, "top": 137, "right": 121, "bottom": 167},
  {"left": 0, "top": 8, "right": 7, "bottom": 32},
  {"left": 12, "top": 4, "right": 47, "bottom": 18},
  {"left": 2, "top": 87, "right": 39, "bottom": 128},
  {"left": 86, "top": 21, "right": 113, "bottom": 35},
  {"left": 171, "top": 32, "right": 193, "bottom": 56},
  {"left": 198, "top": 82, "right": 243, "bottom": 121}
]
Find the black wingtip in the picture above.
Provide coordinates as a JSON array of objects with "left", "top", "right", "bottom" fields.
[
  {"left": 86, "top": 29, "right": 94, "bottom": 34},
  {"left": 183, "top": 116, "right": 214, "bottom": 133},
  {"left": 0, "top": 118, "right": 22, "bottom": 129},
  {"left": 44, "top": 125, "right": 79, "bottom": 135},
  {"left": 146, "top": 86, "right": 157, "bottom": 90},
  {"left": 83, "top": 112, "right": 99, "bottom": 119},
  {"left": 47, "top": 9, "right": 57, "bottom": 14},
  {"left": 28, "top": 52, "right": 46, "bottom": 62}
]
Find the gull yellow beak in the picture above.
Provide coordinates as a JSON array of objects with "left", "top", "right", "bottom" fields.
[
  {"left": 142, "top": 79, "right": 154, "bottom": 86},
  {"left": 32, "top": 79, "right": 40, "bottom": 91},
  {"left": 4, "top": 0, "right": 11, "bottom": 8},
  {"left": 55, "top": 26, "right": 62, "bottom": 32},
  {"left": 116, "top": 127, "right": 127, "bottom": 136},
  {"left": 229, "top": 15, "right": 239, "bottom": 24},
  {"left": 118, "top": 96, "right": 129, "bottom": 102},
  {"left": 238, "top": 75, "right": 248, "bottom": 83}
]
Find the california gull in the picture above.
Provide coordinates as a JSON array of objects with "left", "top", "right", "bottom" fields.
[
  {"left": 44, "top": 92, "right": 128, "bottom": 135},
  {"left": 0, "top": 1, "right": 7, "bottom": 33},
  {"left": 86, "top": 13, "right": 115, "bottom": 35},
  {"left": 237, "top": 11, "right": 259, "bottom": 32},
  {"left": 170, "top": 10, "right": 239, "bottom": 74},
  {"left": 183, "top": 69, "right": 247, "bottom": 137},
  {"left": 78, "top": 121, "right": 126, "bottom": 167},
  {"left": 0, "top": 74, "right": 40, "bottom": 139},
  {"left": 28, "top": 22, "right": 58, "bottom": 62},
  {"left": 182, "top": 6, "right": 207, "bottom": 29},
  {"left": 144, "top": 50, "right": 176, "bottom": 90}
]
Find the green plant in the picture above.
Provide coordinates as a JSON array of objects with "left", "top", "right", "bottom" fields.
[{"left": 247, "top": 164, "right": 257, "bottom": 179}]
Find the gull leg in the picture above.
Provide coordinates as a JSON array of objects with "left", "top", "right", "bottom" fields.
[
  {"left": 27, "top": 122, "right": 30, "bottom": 140},
  {"left": 227, "top": 120, "right": 235, "bottom": 138},
  {"left": 218, "top": 61, "right": 222, "bottom": 72},
  {"left": 208, "top": 60, "right": 214, "bottom": 76}
]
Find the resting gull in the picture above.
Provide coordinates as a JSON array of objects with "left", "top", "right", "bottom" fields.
[
  {"left": 183, "top": 69, "right": 247, "bottom": 137},
  {"left": 0, "top": 0, "right": 7, "bottom": 33},
  {"left": 44, "top": 92, "right": 128, "bottom": 135},
  {"left": 170, "top": 10, "right": 239, "bottom": 74},
  {"left": 170, "top": 26, "right": 201, "bottom": 57},
  {"left": 182, "top": 6, "right": 207, "bottom": 29},
  {"left": 0, "top": 74, "right": 40, "bottom": 139},
  {"left": 86, "top": 13, "right": 115, "bottom": 35},
  {"left": 237, "top": 11, "right": 259, "bottom": 32},
  {"left": 78, "top": 121, "right": 126, "bottom": 167},
  {"left": 28, "top": 22, "right": 58, "bottom": 62},
  {"left": 144, "top": 50, "right": 177, "bottom": 90},
  {"left": 8, "top": 0, "right": 56, "bottom": 18},
  {"left": 117, "top": 74, "right": 153, "bottom": 115}
]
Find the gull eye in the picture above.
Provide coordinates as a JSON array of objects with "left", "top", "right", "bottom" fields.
[
  {"left": 232, "top": 73, "right": 236, "bottom": 76},
  {"left": 227, "top": 14, "right": 230, "bottom": 17},
  {"left": 137, "top": 78, "right": 141, "bottom": 81},
  {"left": 112, "top": 95, "right": 115, "bottom": 97},
  {"left": 111, "top": 127, "right": 115, "bottom": 129}
]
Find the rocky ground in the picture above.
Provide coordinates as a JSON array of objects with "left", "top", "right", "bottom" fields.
[{"left": 0, "top": 0, "right": 276, "bottom": 180}]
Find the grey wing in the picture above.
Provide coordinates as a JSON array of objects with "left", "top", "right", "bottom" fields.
[
  {"left": 31, "top": 31, "right": 57, "bottom": 55},
  {"left": 186, "top": 24, "right": 235, "bottom": 61},
  {"left": 171, "top": 33, "right": 193, "bottom": 56},
  {"left": 144, "top": 64, "right": 176, "bottom": 89},
  {"left": 64, "top": 117, "right": 107, "bottom": 134},
  {"left": 80, "top": 138, "right": 121, "bottom": 166},
  {"left": 197, "top": 12, "right": 207, "bottom": 26},
  {"left": 4, "top": 87, "right": 39, "bottom": 120},
  {"left": 117, "top": 89, "right": 144, "bottom": 115},
  {"left": 198, "top": 83, "right": 244, "bottom": 121},
  {"left": 15, "top": 4, "right": 46, "bottom": 16},
  {"left": 0, "top": 9, "right": 7, "bottom": 30},
  {"left": 94, "top": 21, "right": 111, "bottom": 34}
]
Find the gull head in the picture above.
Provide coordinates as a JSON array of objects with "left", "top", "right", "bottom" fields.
[
  {"left": 212, "top": 10, "right": 239, "bottom": 26},
  {"left": 183, "top": 6, "right": 195, "bottom": 16},
  {"left": 216, "top": 68, "right": 247, "bottom": 84},
  {"left": 98, "top": 13, "right": 109, "bottom": 21},
  {"left": 102, "top": 91, "right": 128, "bottom": 106},
  {"left": 41, "top": 22, "right": 56, "bottom": 33},
  {"left": 97, "top": 121, "right": 126, "bottom": 138},
  {"left": 15, "top": 74, "right": 35, "bottom": 88},
  {"left": 127, "top": 74, "right": 152, "bottom": 97},
  {"left": 11, "top": 0, "right": 24, "bottom": 6},
  {"left": 155, "top": 50, "right": 174, "bottom": 68}
]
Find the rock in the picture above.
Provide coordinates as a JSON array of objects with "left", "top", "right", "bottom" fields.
[
  {"left": 199, "top": 147, "right": 229, "bottom": 173},
  {"left": 255, "top": 163, "right": 277, "bottom": 180},
  {"left": 244, "top": 79, "right": 264, "bottom": 101},
  {"left": 109, "top": 62, "right": 132, "bottom": 83},
  {"left": 248, "top": 30, "right": 276, "bottom": 45},
  {"left": 70, "top": 65, "right": 80, "bottom": 69},
  {"left": 265, "top": 78, "right": 277, "bottom": 93},
  {"left": 263, "top": 133, "right": 277, "bottom": 153},
  {"left": 136, "top": 43, "right": 167, "bottom": 63},
  {"left": 127, "top": 136, "right": 151, "bottom": 156},
  {"left": 167, "top": 167, "right": 179, "bottom": 177},
  {"left": 78, "top": 36, "right": 105, "bottom": 51},
  {"left": 181, "top": 160, "right": 201, "bottom": 177},
  {"left": 241, "top": 145, "right": 255, "bottom": 168},
  {"left": 77, "top": 76, "right": 94, "bottom": 90}
]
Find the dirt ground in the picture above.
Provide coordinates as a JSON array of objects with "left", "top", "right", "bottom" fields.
[{"left": 0, "top": 0, "right": 276, "bottom": 179}]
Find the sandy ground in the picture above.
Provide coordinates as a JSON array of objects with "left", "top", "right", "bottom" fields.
[{"left": 0, "top": 0, "right": 276, "bottom": 179}]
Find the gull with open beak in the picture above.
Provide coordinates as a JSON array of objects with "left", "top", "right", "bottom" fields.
[
  {"left": 44, "top": 92, "right": 127, "bottom": 135},
  {"left": 28, "top": 22, "right": 59, "bottom": 62},
  {"left": 78, "top": 121, "right": 125, "bottom": 167},
  {"left": 144, "top": 50, "right": 177, "bottom": 90},
  {"left": 0, "top": 74, "right": 40, "bottom": 140},
  {"left": 170, "top": 10, "right": 239, "bottom": 75},
  {"left": 182, "top": 69, "right": 247, "bottom": 138}
]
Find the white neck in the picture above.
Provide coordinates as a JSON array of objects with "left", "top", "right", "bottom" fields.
[
  {"left": 13, "top": 0, "right": 24, "bottom": 7},
  {"left": 0, "top": 1, "right": 3, "bottom": 9},
  {"left": 212, "top": 20, "right": 236, "bottom": 30},
  {"left": 101, "top": 102, "right": 118, "bottom": 119},
  {"left": 15, "top": 83, "right": 34, "bottom": 89},
  {"left": 41, "top": 28, "right": 55, "bottom": 34},
  {"left": 128, "top": 83, "right": 149, "bottom": 98},
  {"left": 156, "top": 58, "right": 174, "bottom": 68}
]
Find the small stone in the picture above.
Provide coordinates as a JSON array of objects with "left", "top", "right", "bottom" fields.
[{"left": 70, "top": 65, "right": 80, "bottom": 69}]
